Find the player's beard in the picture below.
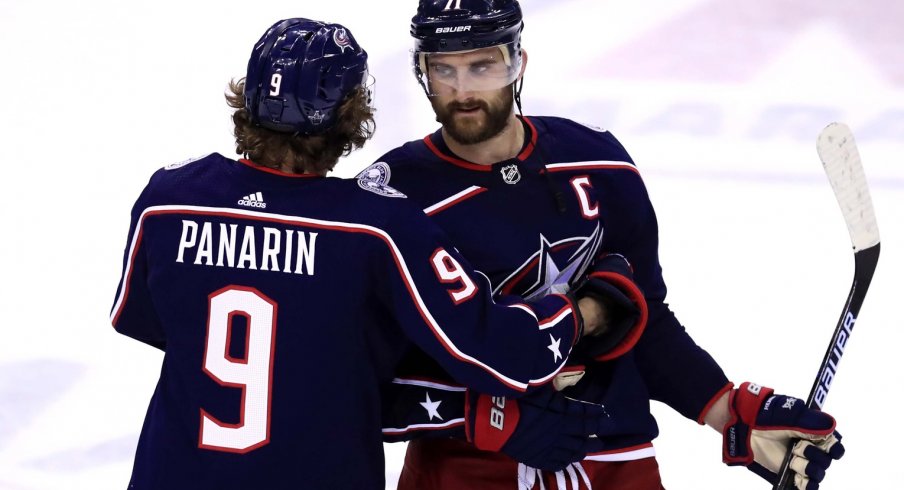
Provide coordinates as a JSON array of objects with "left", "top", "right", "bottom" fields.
[{"left": 431, "top": 84, "right": 514, "bottom": 146}]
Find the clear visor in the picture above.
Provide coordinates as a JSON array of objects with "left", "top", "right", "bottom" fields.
[{"left": 414, "top": 42, "right": 521, "bottom": 96}]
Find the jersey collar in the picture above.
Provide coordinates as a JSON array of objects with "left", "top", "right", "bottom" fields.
[
  {"left": 423, "top": 115, "right": 539, "bottom": 172},
  {"left": 238, "top": 159, "right": 323, "bottom": 178}
]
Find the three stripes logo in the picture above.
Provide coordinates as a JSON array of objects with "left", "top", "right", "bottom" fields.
[{"left": 238, "top": 192, "right": 267, "bottom": 209}]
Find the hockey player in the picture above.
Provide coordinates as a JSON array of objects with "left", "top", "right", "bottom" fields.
[
  {"left": 365, "top": 1, "right": 846, "bottom": 489},
  {"left": 110, "top": 18, "right": 628, "bottom": 490}
]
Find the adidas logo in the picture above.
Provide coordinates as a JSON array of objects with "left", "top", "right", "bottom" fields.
[{"left": 238, "top": 192, "right": 267, "bottom": 209}]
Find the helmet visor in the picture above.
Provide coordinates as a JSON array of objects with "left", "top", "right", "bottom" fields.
[{"left": 414, "top": 42, "right": 521, "bottom": 96}]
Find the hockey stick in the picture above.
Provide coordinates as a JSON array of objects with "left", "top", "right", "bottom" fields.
[{"left": 772, "top": 123, "right": 880, "bottom": 489}]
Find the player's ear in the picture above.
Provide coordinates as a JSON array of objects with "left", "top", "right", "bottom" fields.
[{"left": 518, "top": 48, "right": 528, "bottom": 80}]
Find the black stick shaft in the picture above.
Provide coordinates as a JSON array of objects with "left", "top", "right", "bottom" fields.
[{"left": 772, "top": 244, "right": 879, "bottom": 489}]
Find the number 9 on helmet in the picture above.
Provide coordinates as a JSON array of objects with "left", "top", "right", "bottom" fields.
[{"left": 244, "top": 18, "right": 369, "bottom": 134}]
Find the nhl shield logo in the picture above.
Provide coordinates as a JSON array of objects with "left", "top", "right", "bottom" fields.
[{"left": 501, "top": 164, "right": 521, "bottom": 185}]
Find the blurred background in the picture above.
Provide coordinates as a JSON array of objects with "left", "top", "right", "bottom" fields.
[{"left": 0, "top": 0, "right": 900, "bottom": 488}]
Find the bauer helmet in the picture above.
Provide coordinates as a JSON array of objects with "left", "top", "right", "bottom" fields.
[
  {"left": 245, "top": 18, "right": 369, "bottom": 134},
  {"left": 410, "top": 0, "right": 524, "bottom": 96}
]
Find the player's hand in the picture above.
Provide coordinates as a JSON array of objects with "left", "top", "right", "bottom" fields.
[
  {"left": 577, "top": 296, "right": 607, "bottom": 337},
  {"left": 722, "top": 382, "right": 845, "bottom": 490},
  {"left": 466, "top": 385, "right": 608, "bottom": 471},
  {"left": 571, "top": 253, "right": 647, "bottom": 361}
]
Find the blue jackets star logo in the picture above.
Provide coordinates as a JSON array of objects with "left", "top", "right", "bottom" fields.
[{"left": 493, "top": 223, "right": 603, "bottom": 300}]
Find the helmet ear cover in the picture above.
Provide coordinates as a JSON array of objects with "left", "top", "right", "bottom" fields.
[{"left": 244, "top": 18, "right": 369, "bottom": 134}]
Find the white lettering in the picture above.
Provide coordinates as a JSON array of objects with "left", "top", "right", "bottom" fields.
[
  {"left": 489, "top": 396, "right": 506, "bottom": 430},
  {"left": 435, "top": 25, "right": 472, "bottom": 34},
  {"left": 283, "top": 229, "right": 294, "bottom": 273},
  {"left": 174, "top": 221, "right": 318, "bottom": 276},
  {"left": 261, "top": 228, "right": 281, "bottom": 272},
  {"left": 195, "top": 222, "right": 214, "bottom": 265},
  {"left": 237, "top": 200, "right": 267, "bottom": 209},
  {"left": 176, "top": 220, "right": 198, "bottom": 263},
  {"left": 843, "top": 311, "right": 856, "bottom": 332},
  {"left": 238, "top": 226, "right": 258, "bottom": 270},
  {"left": 294, "top": 231, "right": 317, "bottom": 275},
  {"left": 217, "top": 223, "right": 237, "bottom": 267},
  {"left": 814, "top": 386, "right": 827, "bottom": 409}
]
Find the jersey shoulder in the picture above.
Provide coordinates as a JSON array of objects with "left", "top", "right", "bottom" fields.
[
  {"left": 530, "top": 116, "right": 635, "bottom": 166},
  {"left": 136, "top": 152, "right": 230, "bottom": 209},
  {"left": 359, "top": 136, "right": 444, "bottom": 194}
]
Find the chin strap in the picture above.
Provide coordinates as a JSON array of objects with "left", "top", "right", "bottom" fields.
[{"left": 514, "top": 76, "right": 525, "bottom": 117}]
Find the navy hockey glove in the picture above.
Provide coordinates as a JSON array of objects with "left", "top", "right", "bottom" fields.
[
  {"left": 572, "top": 253, "right": 647, "bottom": 361},
  {"left": 466, "top": 385, "right": 608, "bottom": 472},
  {"left": 723, "top": 382, "right": 845, "bottom": 490}
]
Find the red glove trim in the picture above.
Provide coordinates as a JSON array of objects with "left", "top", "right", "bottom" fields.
[
  {"left": 722, "top": 382, "right": 774, "bottom": 465},
  {"left": 587, "top": 271, "right": 648, "bottom": 361}
]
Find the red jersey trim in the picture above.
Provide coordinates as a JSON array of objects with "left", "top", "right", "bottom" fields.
[
  {"left": 421, "top": 115, "right": 538, "bottom": 171},
  {"left": 423, "top": 135, "right": 491, "bottom": 172},
  {"left": 238, "top": 159, "right": 320, "bottom": 178},
  {"left": 517, "top": 116, "right": 539, "bottom": 161}
]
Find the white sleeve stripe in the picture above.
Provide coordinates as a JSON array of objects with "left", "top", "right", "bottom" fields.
[
  {"left": 529, "top": 359, "right": 567, "bottom": 385},
  {"left": 538, "top": 307, "right": 573, "bottom": 330},
  {"left": 382, "top": 418, "right": 465, "bottom": 434},
  {"left": 423, "top": 186, "right": 486, "bottom": 216},
  {"left": 391, "top": 378, "right": 467, "bottom": 392},
  {"left": 508, "top": 303, "right": 537, "bottom": 320},
  {"left": 545, "top": 161, "right": 638, "bottom": 174},
  {"left": 585, "top": 444, "right": 656, "bottom": 462},
  {"left": 110, "top": 205, "right": 531, "bottom": 391}
]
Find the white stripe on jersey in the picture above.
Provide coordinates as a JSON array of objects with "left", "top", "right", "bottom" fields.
[
  {"left": 423, "top": 186, "right": 485, "bottom": 215},
  {"left": 545, "top": 161, "right": 637, "bottom": 173},
  {"left": 391, "top": 378, "right": 467, "bottom": 392},
  {"left": 382, "top": 418, "right": 466, "bottom": 435},
  {"left": 584, "top": 444, "right": 656, "bottom": 462}
]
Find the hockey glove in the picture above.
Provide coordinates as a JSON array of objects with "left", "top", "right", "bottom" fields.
[
  {"left": 572, "top": 253, "right": 648, "bottom": 361},
  {"left": 466, "top": 385, "right": 609, "bottom": 472},
  {"left": 723, "top": 382, "right": 845, "bottom": 490}
]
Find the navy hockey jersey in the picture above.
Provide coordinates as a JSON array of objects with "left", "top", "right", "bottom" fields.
[
  {"left": 369, "top": 116, "right": 731, "bottom": 457},
  {"left": 110, "top": 154, "right": 583, "bottom": 489}
]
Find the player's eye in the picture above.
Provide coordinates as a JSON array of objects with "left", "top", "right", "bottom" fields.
[{"left": 430, "top": 64, "right": 455, "bottom": 79}]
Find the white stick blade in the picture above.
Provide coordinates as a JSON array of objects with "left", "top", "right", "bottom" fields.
[{"left": 816, "top": 123, "right": 880, "bottom": 252}]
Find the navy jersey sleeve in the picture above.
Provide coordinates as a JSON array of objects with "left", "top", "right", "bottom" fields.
[
  {"left": 110, "top": 172, "right": 166, "bottom": 350},
  {"left": 381, "top": 376, "right": 467, "bottom": 442},
  {"left": 590, "top": 132, "right": 731, "bottom": 422},
  {"left": 372, "top": 199, "right": 582, "bottom": 397}
]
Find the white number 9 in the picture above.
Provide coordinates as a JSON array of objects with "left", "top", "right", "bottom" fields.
[
  {"left": 199, "top": 286, "right": 277, "bottom": 453},
  {"left": 269, "top": 73, "right": 283, "bottom": 96}
]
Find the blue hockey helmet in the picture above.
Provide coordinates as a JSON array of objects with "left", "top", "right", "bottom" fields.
[
  {"left": 410, "top": 1, "right": 524, "bottom": 96},
  {"left": 244, "top": 18, "right": 369, "bottom": 134},
  {"left": 411, "top": 0, "right": 523, "bottom": 53}
]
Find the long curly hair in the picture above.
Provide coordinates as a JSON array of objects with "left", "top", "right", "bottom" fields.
[{"left": 225, "top": 78, "right": 375, "bottom": 174}]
